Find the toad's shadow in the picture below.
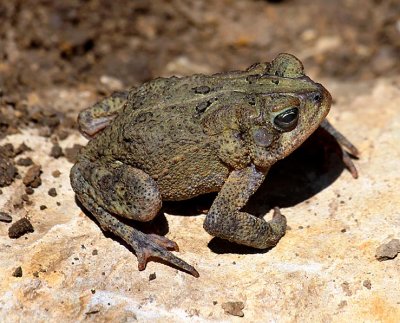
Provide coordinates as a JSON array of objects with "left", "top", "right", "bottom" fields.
[{"left": 165, "top": 126, "right": 353, "bottom": 254}]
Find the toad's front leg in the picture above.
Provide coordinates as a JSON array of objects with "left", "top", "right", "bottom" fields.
[{"left": 203, "top": 164, "right": 287, "bottom": 249}]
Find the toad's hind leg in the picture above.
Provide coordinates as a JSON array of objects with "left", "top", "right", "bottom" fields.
[{"left": 70, "top": 159, "right": 199, "bottom": 277}]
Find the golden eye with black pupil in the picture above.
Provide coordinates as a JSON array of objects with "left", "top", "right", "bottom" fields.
[{"left": 273, "top": 107, "right": 299, "bottom": 132}]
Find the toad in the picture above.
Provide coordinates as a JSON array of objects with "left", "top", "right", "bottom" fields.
[{"left": 70, "top": 53, "right": 358, "bottom": 277}]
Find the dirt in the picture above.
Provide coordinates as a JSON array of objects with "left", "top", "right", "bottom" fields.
[
  {"left": 12, "top": 266, "right": 22, "bottom": 278},
  {"left": 8, "top": 217, "right": 34, "bottom": 239},
  {"left": 48, "top": 188, "right": 57, "bottom": 197},
  {"left": 375, "top": 239, "right": 400, "bottom": 261},
  {"left": 64, "top": 144, "right": 84, "bottom": 164},
  {"left": 22, "top": 165, "right": 42, "bottom": 188},
  {"left": 16, "top": 157, "right": 33, "bottom": 167},
  {"left": 221, "top": 301, "right": 245, "bottom": 317},
  {"left": 0, "top": 211, "right": 12, "bottom": 223},
  {"left": 50, "top": 144, "right": 64, "bottom": 158}
]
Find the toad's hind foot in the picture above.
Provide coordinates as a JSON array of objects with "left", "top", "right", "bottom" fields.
[
  {"left": 84, "top": 195, "right": 199, "bottom": 277},
  {"left": 134, "top": 232, "right": 198, "bottom": 277},
  {"left": 320, "top": 119, "right": 359, "bottom": 179},
  {"left": 147, "top": 233, "right": 179, "bottom": 251},
  {"left": 341, "top": 149, "right": 358, "bottom": 179},
  {"left": 122, "top": 223, "right": 199, "bottom": 277},
  {"left": 70, "top": 160, "right": 199, "bottom": 277}
]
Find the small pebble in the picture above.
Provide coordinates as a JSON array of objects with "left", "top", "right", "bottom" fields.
[
  {"left": 57, "top": 130, "right": 69, "bottom": 140},
  {"left": 15, "top": 143, "right": 31, "bottom": 155},
  {"left": 222, "top": 301, "right": 245, "bottom": 317},
  {"left": 48, "top": 188, "right": 57, "bottom": 197},
  {"left": 363, "top": 279, "right": 372, "bottom": 290},
  {"left": 0, "top": 211, "right": 12, "bottom": 223},
  {"left": 25, "top": 187, "right": 34, "bottom": 195},
  {"left": 50, "top": 144, "right": 63, "bottom": 159},
  {"left": 52, "top": 170, "right": 61, "bottom": 178},
  {"left": 12, "top": 266, "right": 23, "bottom": 277},
  {"left": 8, "top": 218, "right": 34, "bottom": 239},
  {"left": 375, "top": 239, "right": 400, "bottom": 261},
  {"left": 23, "top": 165, "right": 42, "bottom": 188},
  {"left": 16, "top": 157, "right": 33, "bottom": 166}
]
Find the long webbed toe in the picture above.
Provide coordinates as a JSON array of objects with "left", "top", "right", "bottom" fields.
[{"left": 134, "top": 234, "right": 199, "bottom": 277}]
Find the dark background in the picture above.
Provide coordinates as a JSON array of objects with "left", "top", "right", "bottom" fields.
[{"left": 1, "top": 0, "right": 398, "bottom": 101}]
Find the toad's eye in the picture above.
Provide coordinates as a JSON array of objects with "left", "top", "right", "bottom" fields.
[{"left": 273, "top": 107, "right": 299, "bottom": 132}]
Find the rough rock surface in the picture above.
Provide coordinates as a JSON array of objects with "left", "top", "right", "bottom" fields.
[{"left": 1, "top": 77, "right": 400, "bottom": 322}]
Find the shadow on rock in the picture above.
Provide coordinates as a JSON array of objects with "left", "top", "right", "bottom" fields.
[
  {"left": 208, "top": 237, "right": 273, "bottom": 255},
  {"left": 244, "top": 125, "right": 349, "bottom": 217},
  {"left": 163, "top": 193, "right": 216, "bottom": 217}
]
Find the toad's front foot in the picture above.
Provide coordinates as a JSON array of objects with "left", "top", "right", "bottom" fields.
[{"left": 204, "top": 166, "right": 287, "bottom": 249}]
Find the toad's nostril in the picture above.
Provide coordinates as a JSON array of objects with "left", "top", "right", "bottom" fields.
[{"left": 313, "top": 93, "right": 322, "bottom": 103}]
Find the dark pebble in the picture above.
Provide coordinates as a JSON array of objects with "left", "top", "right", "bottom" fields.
[
  {"left": 8, "top": 218, "right": 34, "bottom": 239},
  {"left": 16, "top": 157, "right": 34, "bottom": 166},
  {"left": 12, "top": 266, "right": 23, "bottom": 277},
  {"left": 50, "top": 144, "right": 63, "bottom": 158},
  {"left": 0, "top": 211, "right": 12, "bottom": 223},
  {"left": 48, "top": 188, "right": 57, "bottom": 197}
]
